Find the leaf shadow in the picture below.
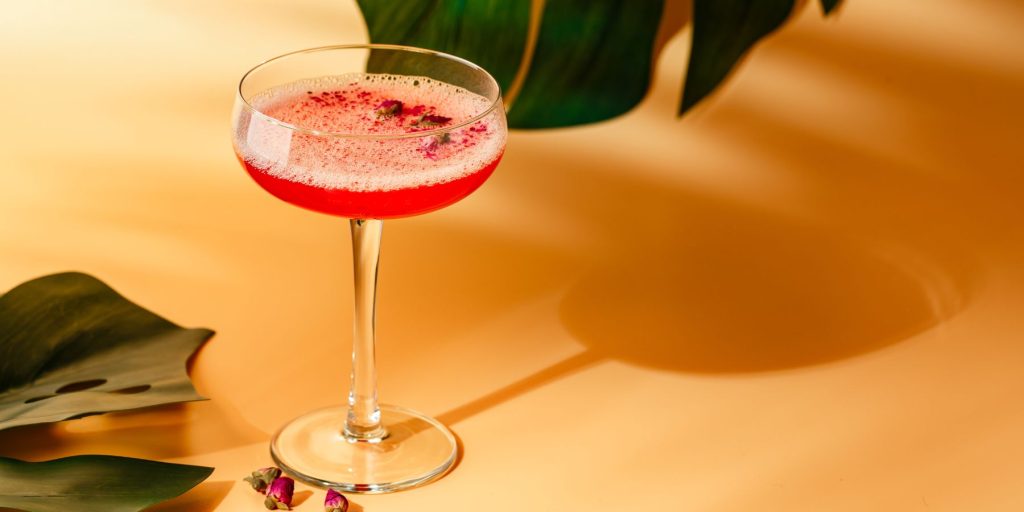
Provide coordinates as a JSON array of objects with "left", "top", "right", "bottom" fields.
[
  {"left": 0, "top": 401, "right": 266, "bottom": 461},
  {"left": 427, "top": 4, "right": 1013, "bottom": 422},
  {"left": 143, "top": 480, "right": 233, "bottom": 512},
  {"left": 432, "top": 134, "right": 977, "bottom": 427}
]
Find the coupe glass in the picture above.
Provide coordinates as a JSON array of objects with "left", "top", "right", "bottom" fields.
[{"left": 231, "top": 44, "right": 507, "bottom": 493}]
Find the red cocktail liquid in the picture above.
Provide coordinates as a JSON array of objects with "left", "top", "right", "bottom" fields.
[
  {"left": 234, "top": 73, "right": 505, "bottom": 219},
  {"left": 241, "top": 154, "right": 501, "bottom": 218}
]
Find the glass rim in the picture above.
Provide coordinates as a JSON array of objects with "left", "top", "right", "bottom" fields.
[{"left": 237, "top": 43, "right": 504, "bottom": 140}]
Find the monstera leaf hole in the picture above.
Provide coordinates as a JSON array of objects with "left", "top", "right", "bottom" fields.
[
  {"left": 109, "top": 384, "right": 153, "bottom": 394},
  {"left": 55, "top": 379, "right": 108, "bottom": 394},
  {"left": 22, "top": 395, "right": 55, "bottom": 404},
  {"left": 22, "top": 382, "right": 152, "bottom": 405}
]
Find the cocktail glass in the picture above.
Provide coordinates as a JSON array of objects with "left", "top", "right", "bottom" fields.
[{"left": 231, "top": 44, "right": 507, "bottom": 493}]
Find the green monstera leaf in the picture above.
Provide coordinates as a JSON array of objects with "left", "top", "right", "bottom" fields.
[
  {"left": 356, "top": 0, "right": 843, "bottom": 125},
  {"left": 0, "top": 272, "right": 213, "bottom": 430},
  {"left": 358, "top": 0, "right": 531, "bottom": 92},
  {"left": 0, "top": 455, "right": 213, "bottom": 512},
  {"left": 681, "top": 0, "right": 795, "bottom": 114}
]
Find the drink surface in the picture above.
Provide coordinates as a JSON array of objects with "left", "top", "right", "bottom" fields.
[{"left": 234, "top": 73, "right": 505, "bottom": 219}]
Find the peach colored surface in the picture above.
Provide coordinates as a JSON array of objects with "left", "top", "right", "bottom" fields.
[{"left": 2, "top": 1, "right": 1023, "bottom": 510}]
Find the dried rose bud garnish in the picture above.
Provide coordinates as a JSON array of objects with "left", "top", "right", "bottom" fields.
[
  {"left": 324, "top": 489, "right": 349, "bottom": 512},
  {"left": 243, "top": 467, "right": 282, "bottom": 493},
  {"left": 375, "top": 99, "right": 403, "bottom": 118},
  {"left": 264, "top": 476, "right": 295, "bottom": 510},
  {"left": 414, "top": 114, "right": 451, "bottom": 127}
]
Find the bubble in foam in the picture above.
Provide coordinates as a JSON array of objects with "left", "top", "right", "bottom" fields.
[{"left": 234, "top": 73, "right": 504, "bottom": 192}]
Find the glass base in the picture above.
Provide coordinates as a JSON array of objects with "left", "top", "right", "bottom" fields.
[{"left": 270, "top": 404, "right": 457, "bottom": 493}]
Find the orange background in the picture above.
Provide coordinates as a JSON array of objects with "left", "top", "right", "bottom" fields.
[{"left": 2, "top": 1, "right": 1023, "bottom": 510}]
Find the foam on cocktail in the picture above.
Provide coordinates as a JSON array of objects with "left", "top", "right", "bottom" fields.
[{"left": 236, "top": 73, "right": 503, "bottom": 193}]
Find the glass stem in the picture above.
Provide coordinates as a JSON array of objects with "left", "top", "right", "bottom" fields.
[{"left": 344, "top": 218, "right": 388, "bottom": 441}]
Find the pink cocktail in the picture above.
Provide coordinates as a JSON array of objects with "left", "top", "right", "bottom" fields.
[
  {"left": 231, "top": 45, "right": 508, "bottom": 493},
  {"left": 235, "top": 73, "right": 505, "bottom": 219}
]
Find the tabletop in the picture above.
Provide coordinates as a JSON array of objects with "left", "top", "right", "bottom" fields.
[{"left": 1, "top": 1, "right": 1023, "bottom": 510}]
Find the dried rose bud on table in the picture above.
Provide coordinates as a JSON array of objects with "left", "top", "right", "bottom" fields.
[
  {"left": 264, "top": 476, "right": 294, "bottom": 510},
  {"left": 243, "top": 467, "right": 282, "bottom": 493},
  {"left": 324, "top": 488, "right": 349, "bottom": 512}
]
